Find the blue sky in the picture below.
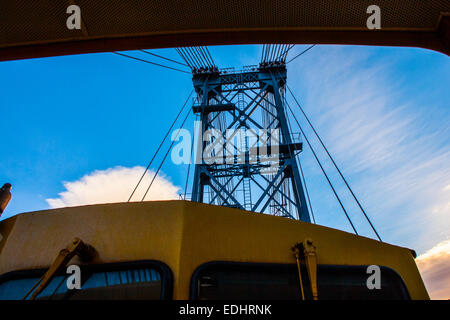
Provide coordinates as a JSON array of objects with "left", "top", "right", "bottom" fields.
[{"left": 0, "top": 44, "right": 449, "bottom": 258}]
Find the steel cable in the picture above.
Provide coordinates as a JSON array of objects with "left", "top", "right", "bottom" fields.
[
  {"left": 128, "top": 90, "right": 193, "bottom": 201},
  {"left": 286, "top": 101, "right": 358, "bottom": 235},
  {"left": 287, "top": 85, "right": 382, "bottom": 241},
  {"left": 140, "top": 50, "right": 188, "bottom": 67},
  {"left": 141, "top": 104, "right": 192, "bottom": 201},
  {"left": 112, "top": 52, "right": 190, "bottom": 74},
  {"left": 286, "top": 45, "right": 316, "bottom": 64}
]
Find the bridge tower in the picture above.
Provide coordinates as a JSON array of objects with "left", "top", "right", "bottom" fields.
[{"left": 190, "top": 63, "right": 310, "bottom": 221}]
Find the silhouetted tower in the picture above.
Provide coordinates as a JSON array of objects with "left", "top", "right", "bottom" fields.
[{"left": 190, "top": 62, "right": 311, "bottom": 222}]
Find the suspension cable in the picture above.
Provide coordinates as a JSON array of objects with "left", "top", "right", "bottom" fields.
[
  {"left": 264, "top": 44, "right": 272, "bottom": 63},
  {"left": 128, "top": 90, "right": 193, "bottom": 201},
  {"left": 141, "top": 105, "right": 192, "bottom": 201},
  {"left": 285, "top": 111, "right": 316, "bottom": 224},
  {"left": 179, "top": 47, "right": 199, "bottom": 70},
  {"left": 260, "top": 44, "right": 264, "bottom": 62},
  {"left": 183, "top": 47, "right": 199, "bottom": 69},
  {"left": 262, "top": 44, "right": 267, "bottom": 63},
  {"left": 278, "top": 81, "right": 310, "bottom": 221},
  {"left": 283, "top": 44, "right": 295, "bottom": 62},
  {"left": 183, "top": 115, "right": 197, "bottom": 199},
  {"left": 186, "top": 47, "right": 204, "bottom": 68},
  {"left": 275, "top": 44, "right": 294, "bottom": 62},
  {"left": 204, "top": 47, "right": 216, "bottom": 67},
  {"left": 140, "top": 50, "right": 188, "bottom": 67},
  {"left": 199, "top": 46, "right": 214, "bottom": 68},
  {"left": 262, "top": 44, "right": 269, "bottom": 63},
  {"left": 112, "top": 52, "right": 191, "bottom": 74},
  {"left": 298, "top": 159, "right": 316, "bottom": 224},
  {"left": 286, "top": 102, "right": 358, "bottom": 235},
  {"left": 270, "top": 44, "right": 277, "bottom": 61},
  {"left": 273, "top": 44, "right": 282, "bottom": 62},
  {"left": 267, "top": 44, "right": 274, "bottom": 61},
  {"left": 195, "top": 47, "right": 210, "bottom": 68},
  {"left": 286, "top": 45, "right": 316, "bottom": 64},
  {"left": 176, "top": 47, "right": 194, "bottom": 69},
  {"left": 287, "top": 85, "right": 382, "bottom": 241}
]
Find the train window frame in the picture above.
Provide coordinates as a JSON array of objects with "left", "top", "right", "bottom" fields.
[
  {"left": 0, "top": 260, "right": 173, "bottom": 300},
  {"left": 190, "top": 261, "right": 411, "bottom": 300}
]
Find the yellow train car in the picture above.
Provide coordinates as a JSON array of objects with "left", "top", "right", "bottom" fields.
[{"left": 0, "top": 201, "right": 429, "bottom": 300}]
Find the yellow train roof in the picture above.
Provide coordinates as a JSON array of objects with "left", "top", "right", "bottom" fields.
[{"left": 0, "top": 200, "right": 429, "bottom": 299}]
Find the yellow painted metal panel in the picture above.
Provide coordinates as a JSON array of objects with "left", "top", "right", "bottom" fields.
[{"left": 0, "top": 200, "right": 429, "bottom": 299}]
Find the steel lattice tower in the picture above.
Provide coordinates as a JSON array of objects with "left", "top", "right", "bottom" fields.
[{"left": 190, "top": 63, "right": 310, "bottom": 222}]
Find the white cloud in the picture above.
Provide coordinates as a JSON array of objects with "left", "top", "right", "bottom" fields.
[
  {"left": 46, "top": 166, "right": 180, "bottom": 208},
  {"left": 289, "top": 46, "right": 450, "bottom": 252},
  {"left": 416, "top": 240, "right": 450, "bottom": 300}
]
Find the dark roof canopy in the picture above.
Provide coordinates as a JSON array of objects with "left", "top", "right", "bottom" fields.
[{"left": 1, "top": 0, "right": 449, "bottom": 61}]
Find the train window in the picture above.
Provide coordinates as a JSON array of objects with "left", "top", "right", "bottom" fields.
[
  {"left": 191, "top": 262, "right": 410, "bottom": 300},
  {"left": 0, "top": 261, "right": 172, "bottom": 300}
]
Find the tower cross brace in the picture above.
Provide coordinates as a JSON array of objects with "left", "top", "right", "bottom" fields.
[{"left": 190, "top": 64, "right": 311, "bottom": 222}]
